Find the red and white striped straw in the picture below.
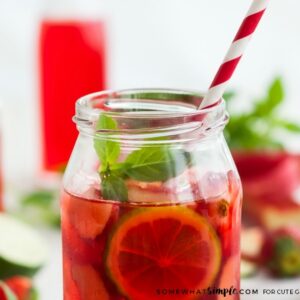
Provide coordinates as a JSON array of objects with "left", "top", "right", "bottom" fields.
[{"left": 200, "top": 0, "right": 270, "bottom": 109}]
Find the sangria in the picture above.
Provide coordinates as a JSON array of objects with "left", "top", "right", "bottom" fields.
[{"left": 61, "top": 90, "right": 242, "bottom": 300}]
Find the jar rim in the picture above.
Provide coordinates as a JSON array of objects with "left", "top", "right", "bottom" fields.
[
  {"left": 74, "top": 88, "right": 228, "bottom": 141},
  {"left": 76, "top": 88, "right": 225, "bottom": 118}
]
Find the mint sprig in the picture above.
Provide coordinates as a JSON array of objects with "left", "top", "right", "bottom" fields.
[
  {"left": 101, "top": 172, "right": 128, "bottom": 202},
  {"left": 225, "top": 77, "right": 300, "bottom": 150},
  {"left": 94, "top": 115, "right": 120, "bottom": 171},
  {"left": 125, "top": 146, "right": 190, "bottom": 182},
  {"left": 18, "top": 189, "right": 60, "bottom": 228},
  {"left": 94, "top": 114, "right": 190, "bottom": 201}
]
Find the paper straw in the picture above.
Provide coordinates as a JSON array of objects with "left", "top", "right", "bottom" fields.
[{"left": 200, "top": 0, "right": 270, "bottom": 109}]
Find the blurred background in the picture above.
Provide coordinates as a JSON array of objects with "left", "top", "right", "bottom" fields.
[
  {"left": 1, "top": 0, "right": 300, "bottom": 178},
  {"left": 0, "top": 0, "right": 300, "bottom": 299}
]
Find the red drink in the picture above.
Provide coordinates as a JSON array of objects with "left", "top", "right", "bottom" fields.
[
  {"left": 39, "top": 20, "right": 106, "bottom": 171},
  {"left": 61, "top": 90, "right": 243, "bottom": 300},
  {"left": 62, "top": 171, "right": 241, "bottom": 300}
]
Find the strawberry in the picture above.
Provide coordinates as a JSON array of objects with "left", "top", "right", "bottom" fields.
[
  {"left": 262, "top": 226, "right": 300, "bottom": 277},
  {"left": 0, "top": 282, "right": 16, "bottom": 300},
  {"left": 4, "top": 277, "right": 32, "bottom": 300},
  {"left": 0, "top": 277, "right": 33, "bottom": 300}
]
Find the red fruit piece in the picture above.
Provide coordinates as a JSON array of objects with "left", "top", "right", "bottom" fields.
[
  {"left": 4, "top": 277, "right": 32, "bottom": 300},
  {"left": 62, "top": 192, "right": 113, "bottom": 239},
  {"left": 126, "top": 180, "right": 174, "bottom": 203},
  {"left": 262, "top": 226, "right": 300, "bottom": 277},
  {"left": 126, "top": 167, "right": 206, "bottom": 204},
  {"left": 217, "top": 256, "right": 240, "bottom": 300},
  {"left": 0, "top": 282, "right": 17, "bottom": 300},
  {"left": 72, "top": 265, "right": 109, "bottom": 300},
  {"left": 63, "top": 256, "right": 81, "bottom": 300},
  {"left": 195, "top": 171, "right": 242, "bottom": 258},
  {"left": 62, "top": 218, "right": 105, "bottom": 265},
  {"left": 234, "top": 152, "right": 299, "bottom": 203}
]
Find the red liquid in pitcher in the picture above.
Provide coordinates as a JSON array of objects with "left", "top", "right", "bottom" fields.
[
  {"left": 61, "top": 171, "right": 241, "bottom": 300},
  {"left": 39, "top": 20, "right": 106, "bottom": 171}
]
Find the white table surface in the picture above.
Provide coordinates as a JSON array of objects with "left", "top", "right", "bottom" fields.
[{"left": 35, "top": 229, "right": 300, "bottom": 300}]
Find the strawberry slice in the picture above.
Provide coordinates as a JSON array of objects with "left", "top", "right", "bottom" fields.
[
  {"left": 72, "top": 265, "right": 109, "bottom": 300},
  {"left": 217, "top": 256, "right": 240, "bottom": 300},
  {"left": 63, "top": 256, "right": 81, "bottom": 300},
  {"left": 0, "top": 281, "right": 18, "bottom": 300},
  {"left": 196, "top": 171, "right": 242, "bottom": 257},
  {"left": 126, "top": 169, "right": 229, "bottom": 204},
  {"left": 126, "top": 180, "right": 175, "bottom": 203},
  {"left": 62, "top": 218, "right": 104, "bottom": 265},
  {"left": 0, "top": 282, "right": 17, "bottom": 300},
  {"left": 62, "top": 191, "right": 113, "bottom": 239},
  {"left": 262, "top": 226, "right": 300, "bottom": 277},
  {"left": 4, "top": 277, "right": 32, "bottom": 300}
]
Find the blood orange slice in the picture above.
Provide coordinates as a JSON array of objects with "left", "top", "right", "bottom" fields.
[{"left": 106, "top": 207, "right": 221, "bottom": 300}]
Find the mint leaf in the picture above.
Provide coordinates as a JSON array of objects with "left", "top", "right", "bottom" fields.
[
  {"left": 93, "top": 115, "right": 191, "bottom": 201},
  {"left": 28, "top": 288, "right": 39, "bottom": 300},
  {"left": 22, "top": 190, "right": 55, "bottom": 208},
  {"left": 94, "top": 115, "right": 120, "bottom": 170},
  {"left": 225, "top": 77, "right": 300, "bottom": 151},
  {"left": 268, "top": 77, "right": 284, "bottom": 107},
  {"left": 101, "top": 172, "right": 128, "bottom": 202},
  {"left": 124, "top": 147, "right": 190, "bottom": 182},
  {"left": 254, "top": 77, "right": 284, "bottom": 116},
  {"left": 223, "top": 91, "right": 236, "bottom": 102},
  {"left": 19, "top": 190, "right": 61, "bottom": 228},
  {"left": 273, "top": 119, "right": 300, "bottom": 133}
]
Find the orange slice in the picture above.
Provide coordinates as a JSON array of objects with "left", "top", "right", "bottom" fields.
[{"left": 106, "top": 207, "right": 221, "bottom": 300}]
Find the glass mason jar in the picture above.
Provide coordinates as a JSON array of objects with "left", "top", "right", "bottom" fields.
[{"left": 61, "top": 89, "right": 243, "bottom": 300}]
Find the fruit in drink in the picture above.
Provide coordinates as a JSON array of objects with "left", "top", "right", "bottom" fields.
[
  {"left": 63, "top": 192, "right": 113, "bottom": 239},
  {"left": 62, "top": 170, "right": 241, "bottom": 300},
  {"left": 106, "top": 207, "right": 221, "bottom": 300},
  {"left": 72, "top": 264, "right": 109, "bottom": 300}
]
